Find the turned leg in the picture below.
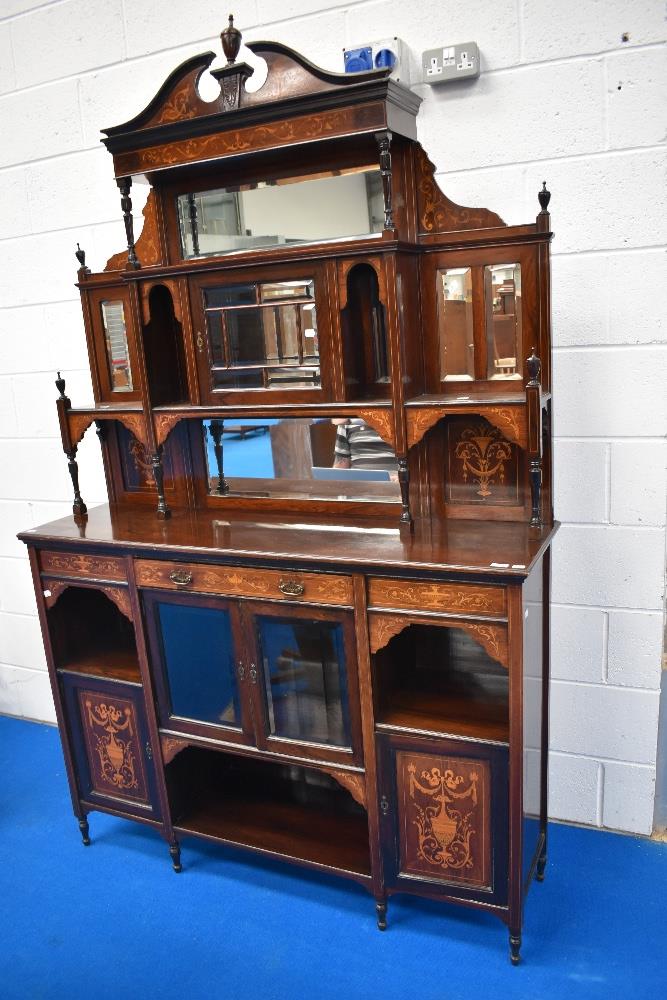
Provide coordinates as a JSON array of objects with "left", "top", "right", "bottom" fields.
[
  {"left": 78, "top": 817, "right": 90, "bottom": 846},
  {"left": 536, "top": 851, "right": 547, "bottom": 882},
  {"left": 169, "top": 839, "right": 182, "bottom": 873},
  {"left": 67, "top": 449, "right": 87, "bottom": 517},
  {"left": 509, "top": 929, "right": 522, "bottom": 966},
  {"left": 375, "top": 899, "right": 387, "bottom": 931}
]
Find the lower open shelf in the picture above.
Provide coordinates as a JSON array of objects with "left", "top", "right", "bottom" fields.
[
  {"left": 168, "top": 748, "right": 371, "bottom": 882},
  {"left": 57, "top": 648, "right": 141, "bottom": 684}
]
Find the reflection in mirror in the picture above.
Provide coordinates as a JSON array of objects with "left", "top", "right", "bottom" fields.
[
  {"left": 485, "top": 263, "right": 522, "bottom": 380},
  {"left": 101, "top": 300, "right": 132, "bottom": 391},
  {"left": 204, "top": 279, "right": 320, "bottom": 391},
  {"left": 178, "top": 166, "right": 384, "bottom": 259},
  {"left": 437, "top": 268, "right": 474, "bottom": 382},
  {"left": 203, "top": 417, "right": 400, "bottom": 502}
]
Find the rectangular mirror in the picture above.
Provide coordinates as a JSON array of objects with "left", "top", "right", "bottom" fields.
[
  {"left": 177, "top": 166, "right": 384, "bottom": 259},
  {"left": 101, "top": 300, "right": 132, "bottom": 391},
  {"left": 485, "top": 263, "right": 522, "bottom": 380},
  {"left": 202, "top": 417, "right": 400, "bottom": 503},
  {"left": 203, "top": 279, "right": 320, "bottom": 391},
  {"left": 437, "top": 267, "right": 474, "bottom": 381}
]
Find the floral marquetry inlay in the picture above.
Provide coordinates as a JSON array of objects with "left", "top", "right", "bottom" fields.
[
  {"left": 79, "top": 690, "right": 149, "bottom": 803},
  {"left": 368, "top": 613, "right": 508, "bottom": 668},
  {"left": 397, "top": 751, "right": 491, "bottom": 889},
  {"left": 415, "top": 146, "right": 505, "bottom": 234}
]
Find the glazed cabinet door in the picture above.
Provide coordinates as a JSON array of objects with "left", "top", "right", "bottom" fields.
[
  {"left": 379, "top": 736, "right": 508, "bottom": 906},
  {"left": 142, "top": 590, "right": 253, "bottom": 746},
  {"left": 242, "top": 600, "right": 363, "bottom": 767},
  {"left": 60, "top": 672, "right": 161, "bottom": 819}
]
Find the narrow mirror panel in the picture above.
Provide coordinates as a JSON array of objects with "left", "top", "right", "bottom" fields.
[
  {"left": 437, "top": 268, "right": 474, "bottom": 381},
  {"left": 178, "top": 166, "right": 384, "bottom": 259},
  {"left": 485, "top": 263, "right": 522, "bottom": 380},
  {"left": 101, "top": 300, "right": 132, "bottom": 391},
  {"left": 203, "top": 417, "right": 400, "bottom": 502}
]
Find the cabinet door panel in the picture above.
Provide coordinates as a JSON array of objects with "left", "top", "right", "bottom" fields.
[
  {"left": 61, "top": 673, "right": 160, "bottom": 818},
  {"left": 244, "top": 601, "right": 362, "bottom": 767},
  {"left": 143, "top": 590, "right": 252, "bottom": 745},
  {"left": 380, "top": 736, "right": 508, "bottom": 905}
]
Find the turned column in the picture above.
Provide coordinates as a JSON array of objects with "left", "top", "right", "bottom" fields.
[
  {"left": 55, "top": 373, "right": 87, "bottom": 517},
  {"left": 117, "top": 176, "right": 140, "bottom": 269}
]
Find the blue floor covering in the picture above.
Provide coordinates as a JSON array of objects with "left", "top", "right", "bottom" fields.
[{"left": 1, "top": 714, "right": 664, "bottom": 1000}]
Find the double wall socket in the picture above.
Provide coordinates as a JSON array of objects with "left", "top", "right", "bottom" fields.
[{"left": 422, "top": 42, "right": 480, "bottom": 84}]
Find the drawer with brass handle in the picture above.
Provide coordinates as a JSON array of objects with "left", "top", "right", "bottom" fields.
[{"left": 135, "top": 559, "right": 353, "bottom": 606}]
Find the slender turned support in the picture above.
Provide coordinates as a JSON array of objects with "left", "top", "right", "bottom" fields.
[
  {"left": 67, "top": 449, "right": 88, "bottom": 516},
  {"left": 169, "top": 839, "right": 182, "bottom": 873},
  {"left": 94, "top": 419, "right": 108, "bottom": 445},
  {"left": 208, "top": 419, "right": 229, "bottom": 495},
  {"left": 375, "top": 900, "right": 387, "bottom": 931},
  {"left": 509, "top": 930, "right": 522, "bottom": 965},
  {"left": 117, "top": 176, "right": 140, "bottom": 270},
  {"left": 187, "top": 193, "right": 200, "bottom": 256},
  {"left": 536, "top": 851, "right": 547, "bottom": 882},
  {"left": 526, "top": 348, "right": 543, "bottom": 527},
  {"left": 375, "top": 130, "right": 395, "bottom": 231},
  {"left": 397, "top": 458, "right": 411, "bottom": 524},
  {"left": 151, "top": 449, "right": 171, "bottom": 519},
  {"left": 78, "top": 817, "right": 90, "bottom": 846}
]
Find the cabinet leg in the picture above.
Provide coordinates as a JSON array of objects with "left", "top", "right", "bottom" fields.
[
  {"left": 375, "top": 899, "right": 387, "bottom": 931},
  {"left": 78, "top": 817, "right": 90, "bottom": 846},
  {"left": 509, "top": 929, "right": 522, "bottom": 966},
  {"left": 536, "top": 852, "right": 547, "bottom": 882},
  {"left": 169, "top": 839, "right": 182, "bottom": 873}
]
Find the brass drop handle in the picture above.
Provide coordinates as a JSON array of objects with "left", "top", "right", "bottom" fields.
[
  {"left": 249, "top": 663, "right": 258, "bottom": 684},
  {"left": 278, "top": 578, "right": 305, "bottom": 597},
  {"left": 380, "top": 795, "right": 389, "bottom": 816},
  {"left": 196, "top": 332, "right": 205, "bottom": 353},
  {"left": 238, "top": 662, "right": 246, "bottom": 681},
  {"left": 145, "top": 742, "right": 153, "bottom": 760},
  {"left": 169, "top": 569, "right": 193, "bottom": 586}
]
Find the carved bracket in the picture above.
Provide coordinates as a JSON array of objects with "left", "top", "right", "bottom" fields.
[
  {"left": 67, "top": 412, "right": 151, "bottom": 451},
  {"left": 154, "top": 412, "right": 184, "bottom": 448},
  {"left": 105, "top": 190, "right": 164, "bottom": 272},
  {"left": 42, "top": 579, "right": 133, "bottom": 622},
  {"left": 415, "top": 146, "right": 505, "bottom": 234},
  {"left": 406, "top": 406, "right": 527, "bottom": 451},
  {"left": 357, "top": 408, "right": 395, "bottom": 450},
  {"left": 160, "top": 736, "right": 189, "bottom": 765},
  {"left": 368, "top": 613, "right": 508, "bottom": 669},
  {"left": 324, "top": 769, "right": 367, "bottom": 809}
]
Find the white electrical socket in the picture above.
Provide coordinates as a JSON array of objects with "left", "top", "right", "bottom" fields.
[{"left": 422, "top": 42, "right": 480, "bottom": 84}]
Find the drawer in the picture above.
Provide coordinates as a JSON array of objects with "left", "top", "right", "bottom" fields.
[
  {"left": 39, "top": 549, "right": 126, "bottom": 582},
  {"left": 367, "top": 577, "right": 506, "bottom": 618},
  {"left": 135, "top": 559, "right": 354, "bottom": 607}
]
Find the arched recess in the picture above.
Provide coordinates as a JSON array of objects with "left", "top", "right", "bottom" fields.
[
  {"left": 67, "top": 412, "right": 151, "bottom": 451},
  {"left": 42, "top": 579, "right": 133, "bottom": 622},
  {"left": 142, "top": 283, "right": 188, "bottom": 405},
  {"left": 368, "top": 612, "right": 508, "bottom": 670},
  {"left": 45, "top": 584, "right": 139, "bottom": 681},
  {"left": 340, "top": 262, "right": 391, "bottom": 400}
]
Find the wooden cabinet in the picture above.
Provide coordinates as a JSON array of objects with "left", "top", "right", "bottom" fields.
[{"left": 19, "top": 17, "right": 556, "bottom": 965}]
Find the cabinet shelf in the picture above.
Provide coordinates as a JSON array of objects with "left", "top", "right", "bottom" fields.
[
  {"left": 48, "top": 586, "right": 140, "bottom": 684},
  {"left": 58, "top": 648, "right": 141, "bottom": 685},
  {"left": 376, "top": 690, "right": 508, "bottom": 744},
  {"left": 169, "top": 749, "right": 371, "bottom": 881}
]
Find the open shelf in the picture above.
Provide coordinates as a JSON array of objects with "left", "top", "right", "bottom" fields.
[
  {"left": 48, "top": 586, "right": 141, "bottom": 684},
  {"left": 169, "top": 748, "right": 371, "bottom": 881},
  {"left": 374, "top": 623, "right": 509, "bottom": 744}
]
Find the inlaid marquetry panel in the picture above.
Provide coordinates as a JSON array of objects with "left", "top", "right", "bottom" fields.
[
  {"left": 135, "top": 559, "right": 353, "bottom": 607},
  {"left": 396, "top": 750, "right": 491, "bottom": 889},
  {"left": 367, "top": 578, "right": 506, "bottom": 618},
  {"left": 446, "top": 417, "right": 522, "bottom": 507},
  {"left": 78, "top": 689, "right": 149, "bottom": 804},
  {"left": 40, "top": 550, "right": 126, "bottom": 582}
]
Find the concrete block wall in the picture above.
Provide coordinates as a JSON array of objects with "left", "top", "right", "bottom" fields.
[{"left": 0, "top": 0, "right": 664, "bottom": 835}]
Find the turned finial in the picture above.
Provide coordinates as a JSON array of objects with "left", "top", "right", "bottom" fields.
[
  {"left": 75, "top": 243, "right": 86, "bottom": 267},
  {"left": 221, "top": 14, "right": 242, "bottom": 65},
  {"left": 526, "top": 348, "right": 541, "bottom": 385},
  {"left": 56, "top": 371, "right": 66, "bottom": 398},
  {"left": 538, "top": 181, "right": 551, "bottom": 213}
]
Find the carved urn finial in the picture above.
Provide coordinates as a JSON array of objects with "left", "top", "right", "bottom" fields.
[
  {"left": 221, "top": 14, "right": 242, "bottom": 65},
  {"left": 538, "top": 181, "right": 551, "bottom": 213},
  {"left": 55, "top": 371, "right": 70, "bottom": 406},
  {"left": 75, "top": 243, "right": 86, "bottom": 267}
]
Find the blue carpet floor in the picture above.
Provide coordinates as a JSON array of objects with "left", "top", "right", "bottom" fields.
[{"left": 0, "top": 714, "right": 664, "bottom": 1000}]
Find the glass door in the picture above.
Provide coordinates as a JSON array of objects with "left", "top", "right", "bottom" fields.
[
  {"left": 143, "top": 590, "right": 253, "bottom": 745},
  {"left": 242, "top": 601, "right": 362, "bottom": 766}
]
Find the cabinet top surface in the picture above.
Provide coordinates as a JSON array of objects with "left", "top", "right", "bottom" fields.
[{"left": 20, "top": 504, "right": 556, "bottom": 579}]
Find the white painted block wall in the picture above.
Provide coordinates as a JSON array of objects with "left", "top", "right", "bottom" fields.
[{"left": 0, "top": 0, "right": 664, "bottom": 835}]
